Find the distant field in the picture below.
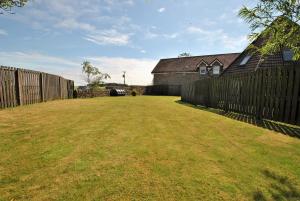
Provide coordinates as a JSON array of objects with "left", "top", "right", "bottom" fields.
[{"left": 0, "top": 96, "right": 299, "bottom": 201}]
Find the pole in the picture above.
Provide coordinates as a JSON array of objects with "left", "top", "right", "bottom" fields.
[{"left": 122, "top": 71, "right": 126, "bottom": 85}]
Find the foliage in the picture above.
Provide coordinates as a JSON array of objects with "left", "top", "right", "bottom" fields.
[
  {"left": 239, "top": 0, "right": 300, "bottom": 60},
  {"left": 131, "top": 90, "right": 137, "bottom": 96},
  {"left": 0, "top": 0, "right": 28, "bottom": 13},
  {"left": 178, "top": 52, "right": 192, "bottom": 57},
  {"left": 82, "top": 61, "right": 110, "bottom": 88},
  {"left": 73, "top": 90, "right": 78, "bottom": 99}
]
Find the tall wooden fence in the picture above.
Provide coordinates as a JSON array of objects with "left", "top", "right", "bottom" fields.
[
  {"left": 181, "top": 63, "right": 300, "bottom": 126},
  {"left": 0, "top": 66, "right": 74, "bottom": 109}
]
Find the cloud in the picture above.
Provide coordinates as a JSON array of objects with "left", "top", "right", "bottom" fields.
[
  {"left": 186, "top": 26, "right": 248, "bottom": 51},
  {"left": 4, "top": 0, "right": 137, "bottom": 45},
  {"left": 0, "top": 29, "right": 7, "bottom": 36},
  {"left": 140, "top": 50, "right": 147, "bottom": 54},
  {"left": 0, "top": 51, "right": 81, "bottom": 83},
  {"left": 86, "top": 56, "right": 158, "bottom": 85},
  {"left": 84, "top": 29, "right": 131, "bottom": 46},
  {"left": 145, "top": 29, "right": 179, "bottom": 40},
  {"left": 55, "top": 19, "right": 96, "bottom": 32},
  {"left": 158, "top": 7, "right": 165, "bottom": 13},
  {"left": 0, "top": 51, "right": 157, "bottom": 85},
  {"left": 187, "top": 26, "right": 209, "bottom": 34},
  {"left": 104, "top": 0, "right": 134, "bottom": 7},
  {"left": 145, "top": 31, "right": 159, "bottom": 39},
  {"left": 163, "top": 33, "right": 179, "bottom": 39}
]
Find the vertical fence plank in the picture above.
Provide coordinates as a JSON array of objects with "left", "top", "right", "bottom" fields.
[
  {"left": 0, "top": 68, "right": 3, "bottom": 108},
  {"left": 290, "top": 66, "right": 300, "bottom": 124},
  {"left": 284, "top": 66, "right": 295, "bottom": 123}
]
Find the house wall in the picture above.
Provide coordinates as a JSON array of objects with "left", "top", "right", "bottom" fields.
[{"left": 153, "top": 72, "right": 207, "bottom": 86}]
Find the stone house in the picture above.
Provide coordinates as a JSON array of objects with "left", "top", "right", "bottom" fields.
[{"left": 151, "top": 53, "right": 240, "bottom": 86}]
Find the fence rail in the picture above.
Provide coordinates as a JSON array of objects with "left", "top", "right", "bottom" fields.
[
  {"left": 0, "top": 66, "right": 74, "bottom": 109},
  {"left": 181, "top": 63, "right": 300, "bottom": 126}
]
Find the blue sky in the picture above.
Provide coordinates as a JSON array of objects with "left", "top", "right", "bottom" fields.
[{"left": 0, "top": 0, "right": 255, "bottom": 85}]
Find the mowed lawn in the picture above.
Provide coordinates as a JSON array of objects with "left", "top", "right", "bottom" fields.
[{"left": 0, "top": 96, "right": 299, "bottom": 201}]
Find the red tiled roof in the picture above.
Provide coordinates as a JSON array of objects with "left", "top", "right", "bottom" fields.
[{"left": 152, "top": 53, "right": 240, "bottom": 73}]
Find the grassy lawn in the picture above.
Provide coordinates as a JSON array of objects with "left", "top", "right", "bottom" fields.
[{"left": 0, "top": 96, "right": 299, "bottom": 201}]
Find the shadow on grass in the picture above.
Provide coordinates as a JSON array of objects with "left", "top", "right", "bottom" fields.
[
  {"left": 175, "top": 100, "right": 300, "bottom": 139},
  {"left": 253, "top": 170, "right": 300, "bottom": 201}
]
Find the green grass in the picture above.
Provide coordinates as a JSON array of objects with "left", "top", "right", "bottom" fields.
[{"left": 0, "top": 96, "right": 299, "bottom": 201}]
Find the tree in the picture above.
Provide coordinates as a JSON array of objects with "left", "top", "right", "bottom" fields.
[
  {"left": 0, "top": 0, "right": 28, "bottom": 13},
  {"left": 178, "top": 52, "right": 192, "bottom": 57},
  {"left": 82, "top": 61, "right": 110, "bottom": 88},
  {"left": 239, "top": 0, "right": 300, "bottom": 60}
]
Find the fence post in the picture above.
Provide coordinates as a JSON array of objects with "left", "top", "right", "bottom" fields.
[
  {"left": 40, "top": 73, "right": 44, "bottom": 102},
  {"left": 255, "top": 69, "right": 263, "bottom": 120},
  {"left": 224, "top": 77, "right": 229, "bottom": 112},
  {"left": 15, "top": 69, "right": 23, "bottom": 106},
  {"left": 206, "top": 79, "right": 211, "bottom": 107}
]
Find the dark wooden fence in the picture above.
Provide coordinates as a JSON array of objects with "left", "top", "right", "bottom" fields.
[
  {"left": 0, "top": 66, "right": 74, "bottom": 109},
  {"left": 145, "top": 85, "right": 181, "bottom": 96},
  {"left": 181, "top": 63, "right": 300, "bottom": 126}
]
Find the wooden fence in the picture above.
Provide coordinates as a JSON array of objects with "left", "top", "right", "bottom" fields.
[
  {"left": 145, "top": 85, "right": 181, "bottom": 96},
  {"left": 0, "top": 66, "right": 74, "bottom": 109},
  {"left": 181, "top": 63, "right": 300, "bottom": 126}
]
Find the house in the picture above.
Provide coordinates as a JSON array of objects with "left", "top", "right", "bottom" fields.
[
  {"left": 152, "top": 17, "right": 299, "bottom": 88},
  {"left": 151, "top": 53, "right": 240, "bottom": 86}
]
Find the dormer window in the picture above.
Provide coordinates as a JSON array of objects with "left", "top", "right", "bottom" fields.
[
  {"left": 283, "top": 49, "right": 294, "bottom": 61},
  {"left": 197, "top": 60, "right": 208, "bottom": 75},
  {"left": 213, "top": 65, "right": 220, "bottom": 75},
  {"left": 240, "top": 55, "right": 251, "bottom": 66},
  {"left": 199, "top": 66, "right": 207, "bottom": 75},
  {"left": 210, "top": 59, "right": 223, "bottom": 75}
]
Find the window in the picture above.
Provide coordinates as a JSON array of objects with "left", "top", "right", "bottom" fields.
[
  {"left": 240, "top": 55, "right": 251, "bottom": 66},
  {"left": 213, "top": 65, "right": 220, "bottom": 75},
  {"left": 199, "top": 66, "right": 207, "bottom": 75},
  {"left": 283, "top": 49, "right": 294, "bottom": 61}
]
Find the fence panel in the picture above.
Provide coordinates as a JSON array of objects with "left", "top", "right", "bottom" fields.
[
  {"left": 0, "top": 66, "right": 74, "bottom": 109},
  {"left": 18, "top": 69, "right": 41, "bottom": 105},
  {"left": 0, "top": 67, "right": 17, "bottom": 108},
  {"left": 181, "top": 63, "right": 300, "bottom": 126}
]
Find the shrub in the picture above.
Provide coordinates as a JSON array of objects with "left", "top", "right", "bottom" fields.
[
  {"left": 131, "top": 90, "right": 137, "bottom": 96},
  {"left": 73, "top": 90, "right": 78, "bottom": 98}
]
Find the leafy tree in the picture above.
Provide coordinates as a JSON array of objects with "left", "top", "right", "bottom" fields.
[
  {"left": 82, "top": 61, "right": 110, "bottom": 88},
  {"left": 178, "top": 52, "right": 192, "bottom": 57},
  {"left": 0, "top": 0, "right": 28, "bottom": 13},
  {"left": 239, "top": 0, "right": 300, "bottom": 60}
]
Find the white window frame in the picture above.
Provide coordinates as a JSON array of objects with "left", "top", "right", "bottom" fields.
[
  {"left": 199, "top": 66, "right": 207, "bottom": 75},
  {"left": 212, "top": 65, "right": 220, "bottom": 75}
]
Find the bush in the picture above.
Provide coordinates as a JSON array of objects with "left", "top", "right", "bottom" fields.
[
  {"left": 131, "top": 90, "right": 137, "bottom": 96},
  {"left": 73, "top": 90, "right": 78, "bottom": 98}
]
